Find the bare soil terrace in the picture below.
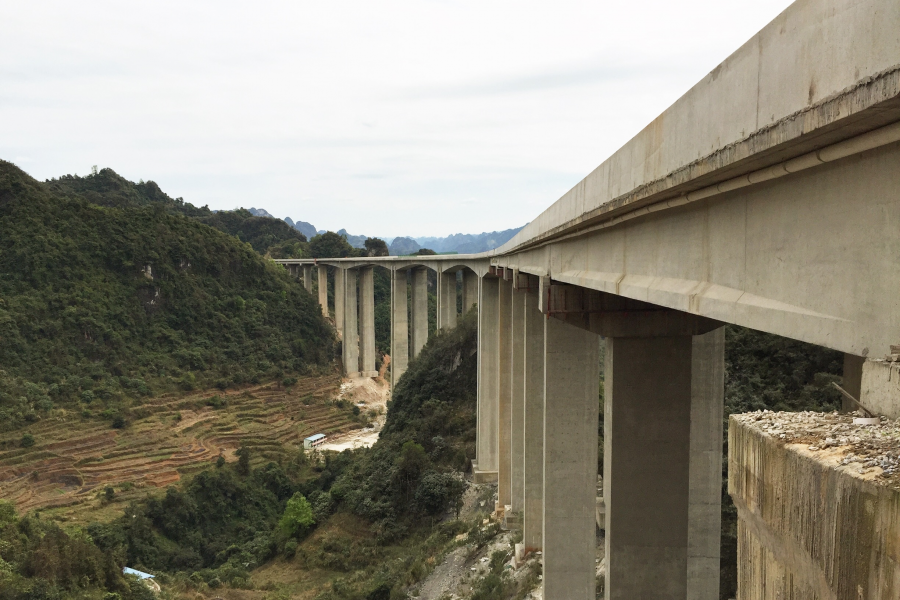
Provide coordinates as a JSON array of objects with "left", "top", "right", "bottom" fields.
[{"left": 0, "top": 373, "right": 363, "bottom": 522}]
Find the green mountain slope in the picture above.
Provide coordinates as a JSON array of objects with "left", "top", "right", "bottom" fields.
[{"left": 0, "top": 161, "right": 334, "bottom": 430}]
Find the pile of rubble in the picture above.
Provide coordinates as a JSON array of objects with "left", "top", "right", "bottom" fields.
[{"left": 734, "top": 410, "right": 900, "bottom": 486}]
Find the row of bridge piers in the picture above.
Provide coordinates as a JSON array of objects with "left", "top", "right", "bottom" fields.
[{"left": 286, "top": 259, "right": 726, "bottom": 599}]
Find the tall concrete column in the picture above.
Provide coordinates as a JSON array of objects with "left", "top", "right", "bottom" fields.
[
  {"left": 317, "top": 265, "right": 329, "bottom": 317},
  {"left": 359, "top": 267, "right": 377, "bottom": 378},
  {"left": 335, "top": 268, "right": 345, "bottom": 336},
  {"left": 687, "top": 328, "right": 724, "bottom": 600},
  {"left": 391, "top": 269, "right": 409, "bottom": 388},
  {"left": 439, "top": 271, "right": 457, "bottom": 330},
  {"left": 410, "top": 267, "right": 429, "bottom": 358},
  {"left": 342, "top": 270, "right": 359, "bottom": 377},
  {"left": 464, "top": 270, "right": 478, "bottom": 313},
  {"left": 302, "top": 264, "right": 313, "bottom": 292},
  {"left": 604, "top": 332, "right": 723, "bottom": 600},
  {"left": 510, "top": 285, "right": 525, "bottom": 515},
  {"left": 523, "top": 287, "right": 544, "bottom": 550},
  {"left": 498, "top": 278, "right": 513, "bottom": 508},
  {"left": 543, "top": 316, "right": 601, "bottom": 600},
  {"left": 474, "top": 276, "right": 499, "bottom": 482}
]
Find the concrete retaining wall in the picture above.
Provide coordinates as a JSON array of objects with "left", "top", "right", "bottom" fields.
[{"left": 728, "top": 416, "right": 900, "bottom": 599}]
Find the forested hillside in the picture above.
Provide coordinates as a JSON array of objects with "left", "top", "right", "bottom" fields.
[{"left": 0, "top": 161, "right": 334, "bottom": 431}]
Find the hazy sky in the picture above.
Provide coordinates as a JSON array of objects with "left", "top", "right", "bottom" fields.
[{"left": 2, "top": 0, "right": 794, "bottom": 237}]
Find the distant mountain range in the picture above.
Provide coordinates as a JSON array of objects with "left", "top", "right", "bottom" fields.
[{"left": 247, "top": 207, "right": 523, "bottom": 255}]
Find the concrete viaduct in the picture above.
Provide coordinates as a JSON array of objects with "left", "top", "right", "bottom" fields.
[{"left": 278, "top": 0, "right": 900, "bottom": 597}]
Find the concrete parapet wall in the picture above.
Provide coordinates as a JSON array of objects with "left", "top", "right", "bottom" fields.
[{"left": 728, "top": 415, "right": 900, "bottom": 599}]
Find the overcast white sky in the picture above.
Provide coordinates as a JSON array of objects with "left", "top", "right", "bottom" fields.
[{"left": 1, "top": 0, "right": 795, "bottom": 237}]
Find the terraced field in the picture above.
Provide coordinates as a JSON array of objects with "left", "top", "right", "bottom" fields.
[{"left": 0, "top": 374, "right": 363, "bottom": 518}]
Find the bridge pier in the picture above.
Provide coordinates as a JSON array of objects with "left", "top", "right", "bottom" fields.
[
  {"left": 522, "top": 283, "right": 544, "bottom": 551},
  {"left": 497, "top": 277, "right": 513, "bottom": 509},
  {"left": 342, "top": 269, "right": 359, "bottom": 377},
  {"left": 474, "top": 275, "right": 499, "bottom": 483},
  {"left": 603, "top": 329, "right": 723, "bottom": 600},
  {"left": 542, "top": 315, "right": 601, "bottom": 600},
  {"left": 438, "top": 270, "right": 457, "bottom": 330},
  {"left": 391, "top": 269, "right": 409, "bottom": 388},
  {"left": 335, "top": 268, "right": 345, "bottom": 336},
  {"left": 463, "top": 270, "right": 478, "bottom": 313},
  {"left": 302, "top": 264, "right": 313, "bottom": 292},
  {"left": 509, "top": 278, "right": 526, "bottom": 519},
  {"left": 359, "top": 267, "right": 377, "bottom": 377},
  {"left": 317, "top": 265, "right": 329, "bottom": 317},
  {"left": 410, "top": 267, "right": 429, "bottom": 358}
]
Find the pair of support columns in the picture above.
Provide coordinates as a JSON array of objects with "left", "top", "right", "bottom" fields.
[
  {"left": 338, "top": 267, "right": 377, "bottom": 378},
  {"left": 478, "top": 274, "right": 724, "bottom": 600},
  {"left": 389, "top": 267, "right": 478, "bottom": 388}
]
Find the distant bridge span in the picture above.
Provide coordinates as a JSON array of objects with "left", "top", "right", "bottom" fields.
[{"left": 277, "top": 0, "right": 900, "bottom": 597}]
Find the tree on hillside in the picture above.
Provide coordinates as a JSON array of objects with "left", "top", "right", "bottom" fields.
[
  {"left": 309, "top": 231, "right": 356, "bottom": 258},
  {"left": 365, "top": 237, "right": 389, "bottom": 257},
  {"left": 415, "top": 248, "right": 437, "bottom": 256},
  {"left": 279, "top": 492, "right": 315, "bottom": 538}
]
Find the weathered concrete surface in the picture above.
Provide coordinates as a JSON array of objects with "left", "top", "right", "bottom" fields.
[
  {"left": 464, "top": 270, "right": 478, "bottom": 313},
  {"left": 335, "top": 268, "right": 345, "bottom": 335},
  {"left": 342, "top": 270, "right": 359, "bottom": 377},
  {"left": 522, "top": 287, "right": 544, "bottom": 550},
  {"left": 861, "top": 359, "right": 900, "bottom": 419},
  {"left": 510, "top": 286, "right": 525, "bottom": 514},
  {"left": 475, "top": 276, "right": 499, "bottom": 481},
  {"left": 729, "top": 413, "right": 900, "bottom": 600},
  {"left": 411, "top": 268, "right": 429, "bottom": 358},
  {"left": 604, "top": 336, "right": 693, "bottom": 600},
  {"left": 543, "top": 316, "right": 600, "bottom": 600},
  {"left": 303, "top": 264, "right": 313, "bottom": 292},
  {"left": 439, "top": 271, "right": 457, "bottom": 330},
  {"left": 497, "top": 279, "right": 512, "bottom": 508},
  {"left": 317, "top": 265, "right": 329, "bottom": 317},
  {"left": 391, "top": 269, "right": 409, "bottom": 388},
  {"left": 688, "top": 328, "right": 724, "bottom": 600},
  {"left": 359, "top": 267, "right": 377, "bottom": 378}
]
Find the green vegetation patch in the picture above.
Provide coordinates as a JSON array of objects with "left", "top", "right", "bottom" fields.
[{"left": 0, "top": 161, "right": 335, "bottom": 431}]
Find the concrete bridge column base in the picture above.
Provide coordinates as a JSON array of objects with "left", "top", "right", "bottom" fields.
[{"left": 542, "top": 316, "right": 601, "bottom": 600}]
